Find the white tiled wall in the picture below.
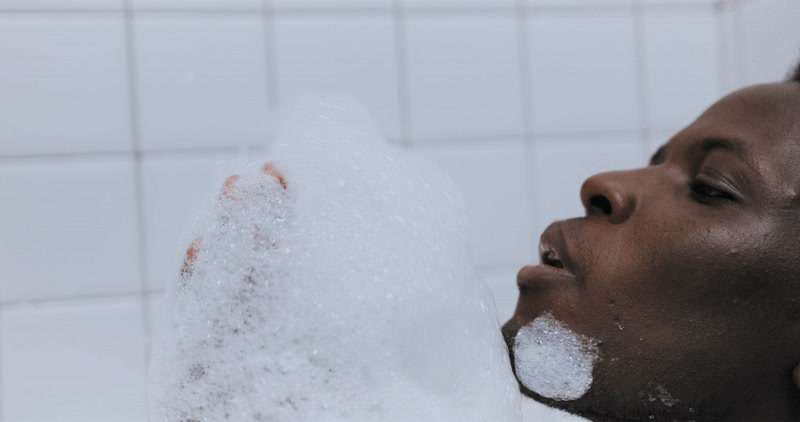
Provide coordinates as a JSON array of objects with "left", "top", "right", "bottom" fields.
[
  {"left": 1, "top": 298, "right": 147, "bottom": 422},
  {"left": 0, "top": 14, "right": 131, "bottom": 155},
  {"left": 641, "top": 5, "right": 721, "bottom": 130},
  {"left": 1, "top": 158, "right": 141, "bottom": 302},
  {"left": 1, "top": 1, "right": 798, "bottom": 421},
  {"left": 406, "top": 12, "right": 524, "bottom": 140},
  {"left": 134, "top": 14, "right": 272, "bottom": 150},
  {"left": 528, "top": 9, "right": 640, "bottom": 135},
  {"left": 274, "top": 13, "right": 402, "bottom": 139}
]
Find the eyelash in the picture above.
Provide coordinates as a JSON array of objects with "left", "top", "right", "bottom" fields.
[{"left": 689, "top": 179, "right": 735, "bottom": 203}]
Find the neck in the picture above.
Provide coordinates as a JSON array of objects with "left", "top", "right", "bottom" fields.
[
  {"left": 580, "top": 375, "right": 800, "bottom": 422},
  {"left": 720, "top": 374, "right": 800, "bottom": 422}
]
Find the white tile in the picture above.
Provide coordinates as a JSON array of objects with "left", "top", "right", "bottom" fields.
[
  {"left": 0, "top": 0, "right": 122, "bottom": 9},
  {"left": 479, "top": 266, "right": 520, "bottom": 323},
  {"left": 532, "top": 135, "right": 643, "bottom": 235},
  {"left": 134, "top": 15, "right": 271, "bottom": 150},
  {"left": 528, "top": 0, "right": 632, "bottom": 6},
  {"left": 740, "top": 0, "right": 800, "bottom": 86},
  {"left": 643, "top": 8, "right": 721, "bottom": 131},
  {"left": 404, "top": 0, "right": 515, "bottom": 8},
  {"left": 0, "top": 15, "right": 131, "bottom": 155},
  {"left": 0, "top": 158, "right": 140, "bottom": 302},
  {"left": 131, "top": 0, "right": 261, "bottom": 9},
  {"left": 274, "top": 14, "right": 400, "bottom": 140},
  {"left": 414, "top": 139, "right": 535, "bottom": 267},
  {"left": 272, "top": 0, "right": 391, "bottom": 8},
  {"left": 405, "top": 14, "right": 524, "bottom": 140},
  {"left": 142, "top": 153, "right": 242, "bottom": 291},
  {"left": 527, "top": 11, "right": 640, "bottom": 134},
  {"left": 1, "top": 298, "right": 147, "bottom": 422}
]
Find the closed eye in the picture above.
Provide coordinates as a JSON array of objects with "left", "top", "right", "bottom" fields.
[{"left": 689, "top": 179, "right": 735, "bottom": 203}]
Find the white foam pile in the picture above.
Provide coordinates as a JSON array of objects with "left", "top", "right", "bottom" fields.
[
  {"left": 512, "top": 312, "right": 599, "bottom": 401},
  {"left": 148, "top": 98, "right": 522, "bottom": 422}
]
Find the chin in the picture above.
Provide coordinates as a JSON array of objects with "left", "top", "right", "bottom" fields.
[
  {"left": 520, "top": 385, "right": 702, "bottom": 422},
  {"left": 518, "top": 387, "right": 640, "bottom": 422}
]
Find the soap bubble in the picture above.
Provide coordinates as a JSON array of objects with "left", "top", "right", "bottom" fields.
[
  {"left": 512, "top": 312, "right": 600, "bottom": 401},
  {"left": 147, "top": 97, "right": 522, "bottom": 422}
]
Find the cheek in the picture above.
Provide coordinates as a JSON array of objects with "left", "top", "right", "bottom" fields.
[
  {"left": 579, "top": 215, "right": 782, "bottom": 365},
  {"left": 587, "top": 214, "right": 773, "bottom": 308}
]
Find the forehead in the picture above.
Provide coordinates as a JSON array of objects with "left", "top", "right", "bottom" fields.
[{"left": 664, "top": 83, "right": 800, "bottom": 190}]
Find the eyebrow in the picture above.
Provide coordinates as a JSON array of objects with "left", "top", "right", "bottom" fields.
[
  {"left": 648, "top": 137, "right": 748, "bottom": 166},
  {"left": 648, "top": 146, "right": 666, "bottom": 165},
  {"left": 698, "top": 137, "right": 746, "bottom": 159}
]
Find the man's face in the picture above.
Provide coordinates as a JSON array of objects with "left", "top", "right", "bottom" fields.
[{"left": 502, "top": 82, "right": 800, "bottom": 421}]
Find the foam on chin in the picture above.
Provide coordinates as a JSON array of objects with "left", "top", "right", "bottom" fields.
[{"left": 512, "top": 312, "right": 600, "bottom": 401}]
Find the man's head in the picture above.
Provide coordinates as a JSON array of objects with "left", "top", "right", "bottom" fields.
[{"left": 502, "top": 62, "right": 800, "bottom": 421}]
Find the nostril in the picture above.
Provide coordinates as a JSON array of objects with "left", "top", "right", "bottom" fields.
[
  {"left": 588, "top": 194, "right": 613, "bottom": 215},
  {"left": 542, "top": 251, "right": 564, "bottom": 269}
]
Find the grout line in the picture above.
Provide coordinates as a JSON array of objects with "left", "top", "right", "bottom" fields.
[
  {"left": 412, "top": 134, "right": 525, "bottom": 146},
  {"left": 627, "top": 2, "right": 722, "bottom": 14},
  {"left": 0, "top": 9, "right": 124, "bottom": 14},
  {"left": 731, "top": 0, "right": 746, "bottom": 87},
  {"left": 514, "top": 0, "right": 540, "bottom": 258},
  {"left": 398, "top": 6, "right": 517, "bottom": 15},
  {"left": 145, "top": 289, "right": 165, "bottom": 298},
  {"left": 0, "top": 150, "right": 132, "bottom": 161},
  {"left": 122, "top": 1, "right": 152, "bottom": 417},
  {"left": 646, "top": 127, "right": 682, "bottom": 145},
  {"left": 0, "top": 291, "right": 145, "bottom": 308},
  {"left": 0, "top": 130, "right": 651, "bottom": 162},
  {"left": 0, "top": 3, "right": 725, "bottom": 15},
  {"left": 393, "top": 0, "right": 412, "bottom": 147},
  {"left": 525, "top": 3, "right": 711, "bottom": 14},
  {"left": 632, "top": 1, "right": 652, "bottom": 163},
  {"left": 419, "top": 129, "right": 643, "bottom": 144},
  {"left": 0, "top": 146, "right": 268, "bottom": 162},
  {"left": 262, "top": 7, "right": 394, "bottom": 15},
  {"left": 515, "top": 1, "right": 534, "bottom": 138},
  {"left": 713, "top": 0, "right": 731, "bottom": 94},
  {"left": 129, "top": 8, "right": 265, "bottom": 15}
]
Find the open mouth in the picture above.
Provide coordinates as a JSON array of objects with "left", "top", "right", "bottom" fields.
[{"left": 537, "top": 221, "right": 580, "bottom": 276}]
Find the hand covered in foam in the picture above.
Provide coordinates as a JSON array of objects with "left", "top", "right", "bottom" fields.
[{"left": 147, "top": 98, "right": 522, "bottom": 422}]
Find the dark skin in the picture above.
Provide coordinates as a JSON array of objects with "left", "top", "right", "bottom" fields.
[
  {"left": 183, "top": 83, "right": 800, "bottom": 421},
  {"left": 502, "top": 82, "right": 800, "bottom": 421}
]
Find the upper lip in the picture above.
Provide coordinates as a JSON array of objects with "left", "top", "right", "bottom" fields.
[{"left": 538, "top": 222, "right": 577, "bottom": 275}]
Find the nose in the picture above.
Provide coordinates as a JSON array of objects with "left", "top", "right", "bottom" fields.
[{"left": 579, "top": 170, "right": 638, "bottom": 224}]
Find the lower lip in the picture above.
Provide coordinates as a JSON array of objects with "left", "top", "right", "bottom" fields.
[{"left": 523, "top": 264, "right": 577, "bottom": 283}]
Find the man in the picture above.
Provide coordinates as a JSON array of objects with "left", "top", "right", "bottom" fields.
[{"left": 501, "top": 61, "right": 800, "bottom": 421}]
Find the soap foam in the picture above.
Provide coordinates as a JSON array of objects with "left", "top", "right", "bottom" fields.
[
  {"left": 147, "top": 97, "right": 522, "bottom": 422},
  {"left": 512, "top": 312, "right": 599, "bottom": 401}
]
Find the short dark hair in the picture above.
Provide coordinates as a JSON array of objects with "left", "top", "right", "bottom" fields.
[{"left": 792, "top": 59, "right": 800, "bottom": 82}]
